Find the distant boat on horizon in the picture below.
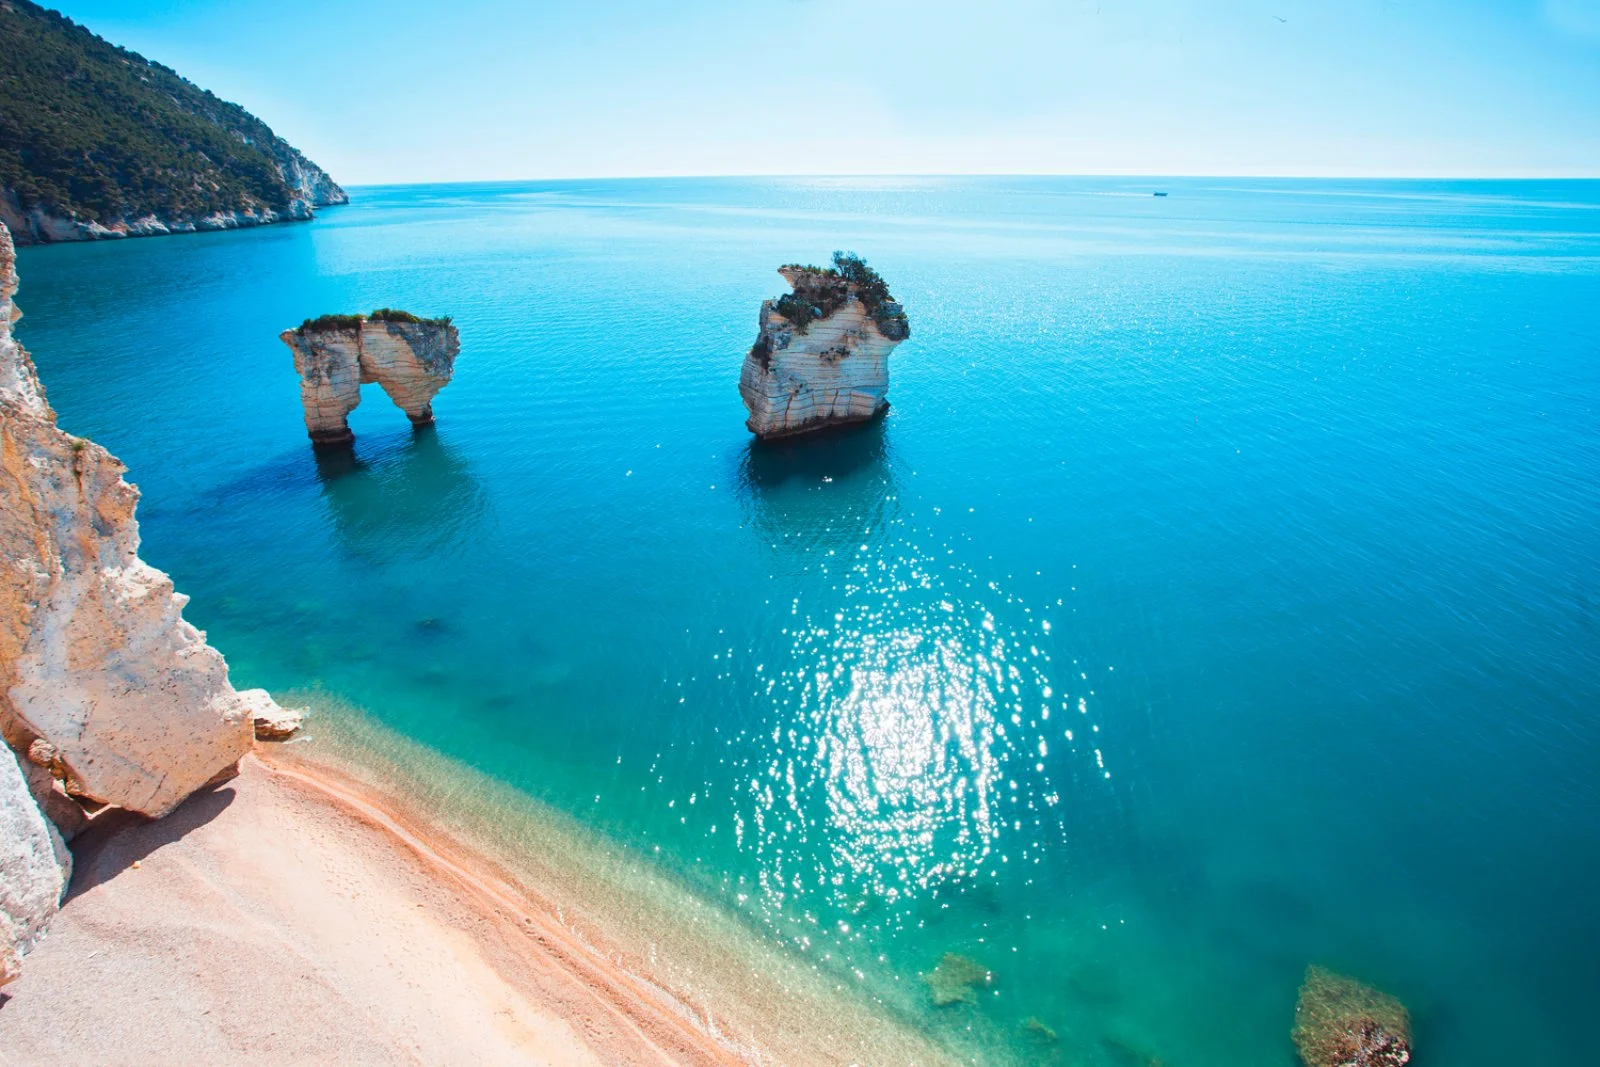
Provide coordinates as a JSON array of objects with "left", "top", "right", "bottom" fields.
[{"left": 1153, "top": 191, "right": 1168, "bottom": 197}]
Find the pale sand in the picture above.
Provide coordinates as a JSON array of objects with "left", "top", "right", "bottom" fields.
[{"left": 0, "top": 754, "right": 736, "bottom": 1066}]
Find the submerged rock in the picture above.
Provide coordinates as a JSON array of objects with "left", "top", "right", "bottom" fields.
[
  {"left": 1, "top": 221, "right": 267, "bottom": 822},
  {"left": 739, "top": 253, "right": 909, "bottom": 439},
  {"left": 1292, "top": 965, "right": 1412, "bottom": 1067},
  {"left": 923, "top": 951, "right": 992, "bottom": 1006},
  {"left": 1022, "top": 1016, "right": 1059, "bottom": 1043},
  {"left": 280, "top": 310, "right": 460, "bottom": 446},
  {"left": 1103, "top": 1033, "right": 1166, "bottom": 1067}
]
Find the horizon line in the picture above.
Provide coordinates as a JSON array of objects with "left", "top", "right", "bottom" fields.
[{"left": 338, "top": 171, "right": 1600, "bottom": 189}]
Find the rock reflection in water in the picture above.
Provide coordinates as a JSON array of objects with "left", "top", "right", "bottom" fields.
[{"left": 314, "top": 425, "right": 487, "bottom": 560}]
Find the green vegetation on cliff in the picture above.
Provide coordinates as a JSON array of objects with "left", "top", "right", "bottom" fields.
[{"left": 0, "top": 0, "right": 343, "bottom": 231}]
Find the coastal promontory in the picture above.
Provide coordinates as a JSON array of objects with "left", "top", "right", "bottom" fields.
[
  {"left": 0, "top": 0, "right": 346, "bottom": 244},
  {"left": 739, "top": 253, "right": 909, "bottom": 439},
  {"left": 280, "top": 312, "right": 460, "bottom": 445}
]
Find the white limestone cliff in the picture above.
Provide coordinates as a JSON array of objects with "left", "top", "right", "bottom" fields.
[
  {"left": 1, "top": 220, "right": 275, "bottom": 819},
  {"left": 0, "top": 218, "right": 311, "bottom": 981},
  {"left": 0, "top": 190, "right": 324, "bottom": 245},
  {"left": 280, "top": 315, "right": 460, "bottom": 445},
  {"left": 739, "top": 259, "right": 910, "bottom": 439}
]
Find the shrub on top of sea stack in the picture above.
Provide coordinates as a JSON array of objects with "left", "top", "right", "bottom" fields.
[{"left": 1292, "top": 965, "right": 1412, "bottom": 1067}]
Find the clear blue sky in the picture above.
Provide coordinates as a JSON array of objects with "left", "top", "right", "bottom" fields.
[{"left": 49, "top": 0, "right": 1600, "bottom": 182}]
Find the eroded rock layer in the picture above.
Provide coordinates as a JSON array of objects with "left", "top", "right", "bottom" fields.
[
  {"left": 739, "top": 259, "right": 909, "bottom": 439},
  {"left": 280, "top": 317, "right": 460, "bottom": 445}
]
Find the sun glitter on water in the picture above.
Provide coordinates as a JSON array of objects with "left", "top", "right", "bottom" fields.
[{"left": 734, "top": 501, "right": 1111, "bottom": 930}]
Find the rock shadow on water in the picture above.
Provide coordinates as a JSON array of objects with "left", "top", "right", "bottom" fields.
[
  {"left": 313, "top": 424, "right": 488, "bottom": 560},
  {"left": 735, "top": 415, "right": 900, "bottom": 556},
  {"left": 737, "top": 409, "right": 891, "bottom": 493},
  {"left": 914, "top": 879, "right": 1007, "bottom": 932}
]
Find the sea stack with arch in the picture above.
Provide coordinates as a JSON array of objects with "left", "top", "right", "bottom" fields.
[
  {"left": 280, "top": 310, "right": 459, "bottom": 446},
  {"left": 739, "top": 253, "right": 909, "bottom": 440}
]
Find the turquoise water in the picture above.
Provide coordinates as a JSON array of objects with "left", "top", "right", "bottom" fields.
[{"left": 15, "top": 177, "right": 1600, "bottom": 1064}]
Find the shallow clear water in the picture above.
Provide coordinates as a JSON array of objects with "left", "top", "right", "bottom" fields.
[{"left": 15, "top": 177, "right": 1600, "bottom": 1064}]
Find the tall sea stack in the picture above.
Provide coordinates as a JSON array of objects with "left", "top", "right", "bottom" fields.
[{"left": 739, "top": 253, "right": 909, "bottom": 439}]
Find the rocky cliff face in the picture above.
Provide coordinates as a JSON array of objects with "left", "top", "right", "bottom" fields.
[
  {"left": 0, "top": 134, "right": 346, "bottom": 244},
  {"left": 280, "top": 315, "right": 460, "bottom": 446},
  {"left": 739, "top": 258, "right": 909, "bottom": 439},
  {"left": 275, "top": 149, "right": 348, "bottom": 214},
  {"left": 1, "top": 220, "right": 287, "bottom": 979},
  {"left": 0, "top": 113, "right": 346, "bottom": 245}
]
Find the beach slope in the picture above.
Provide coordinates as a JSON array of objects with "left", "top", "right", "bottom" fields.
[{"left": 0, "top": 754, "right": 732, "bottom": 1066}]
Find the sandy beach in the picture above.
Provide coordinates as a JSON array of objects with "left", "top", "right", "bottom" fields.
[
  {"left": 0, "top": 734, "right": 964, "bottom": 1067},
  {"left": 0, "top": 752, "right": 737, "bottom": 1066}
]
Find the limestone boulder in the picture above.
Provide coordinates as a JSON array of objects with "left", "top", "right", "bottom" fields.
[
  {"left": 18, "top": 744, "right": 90, "bottom": 841},
  {"left": 240, "top": 688, "right": 306, "bottom": 741},
  {"left": 0, "top": 743, "right": 70, "bottom": 985}
]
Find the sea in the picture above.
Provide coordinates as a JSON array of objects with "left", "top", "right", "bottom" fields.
[{"left": 14, "top": 176, "right": 1600, "bottom": 1065}]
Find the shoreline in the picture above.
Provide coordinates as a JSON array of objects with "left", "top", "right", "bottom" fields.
[
  {"left": 1, "top": 195, "right": 343, "bottom": 247},
  {"left": 254, "top": 748, "right": 739, "bottom": 1065},
  {"left": 266, "top": 705, "right": 969, "bottom": 1065},
  {"left": 0, "top": 710, "right": 965, "bottom": 1065},
  {"left": 0, "top": 750, "right": 732, "bottom": 1065}
]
